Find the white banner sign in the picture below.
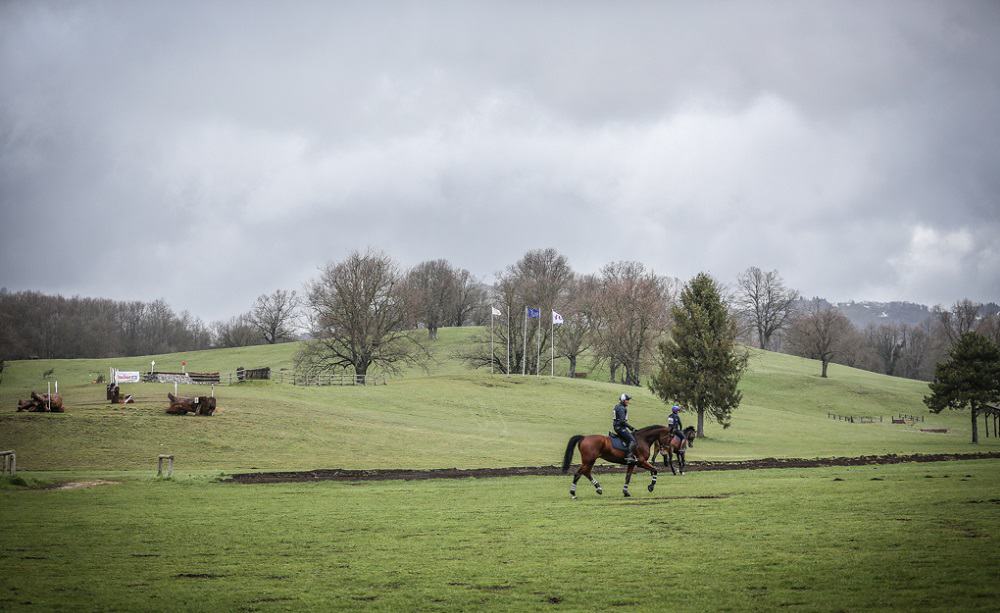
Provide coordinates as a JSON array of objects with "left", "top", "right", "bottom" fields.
[{"left": 114, "top": 371, "right": 141, "bottom": 384}]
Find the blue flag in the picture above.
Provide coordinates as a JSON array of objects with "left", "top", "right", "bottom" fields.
[{"left": 527, "top": 307, "right": 540, "bottom": 319}]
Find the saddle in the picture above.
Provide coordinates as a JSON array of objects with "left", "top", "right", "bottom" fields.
[
  {"left": 670, "top": 434, "right": 687, "bottom": 451},
  {"left": 608, "top": 432, "right": 631, "bottom": 451}
]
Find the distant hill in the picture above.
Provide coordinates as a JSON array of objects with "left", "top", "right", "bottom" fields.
[
  {"left": 833, "top": 301, "right": 932, "bottom": 329},
  {"left": 795, "top": 299, "right": 999, "bottom": 330}
]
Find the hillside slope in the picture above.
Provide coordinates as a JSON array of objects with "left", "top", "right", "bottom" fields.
[{"left": 0, "top": 328, "right": 992, "bottom": 471}]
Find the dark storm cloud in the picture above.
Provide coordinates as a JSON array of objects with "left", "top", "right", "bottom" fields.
[{"left": 2, "top": 1, "right": 999, "bottom": 322}]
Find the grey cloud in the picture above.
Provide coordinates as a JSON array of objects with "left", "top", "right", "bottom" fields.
[{"left": 2, "top": 1, "right": 999, "bottom": 322}]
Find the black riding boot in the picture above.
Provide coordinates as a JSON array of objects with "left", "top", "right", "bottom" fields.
[{"left": 625, "top": 441, "right": 637, "bottom": 464}]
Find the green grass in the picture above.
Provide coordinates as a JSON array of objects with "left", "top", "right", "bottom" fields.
[
  {"left": 1, "top": 460, "right": 997, "bottom": 611},
  {"left": 0, "top": 327, "right": 994, "bottom": 471},
  {"left": 2, "top": 327, "right": 996, "bottom": 611}
]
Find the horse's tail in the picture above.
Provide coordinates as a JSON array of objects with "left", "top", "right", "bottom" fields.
[{"left": 562, "top": 435, "right": 584, "bottom": 473}]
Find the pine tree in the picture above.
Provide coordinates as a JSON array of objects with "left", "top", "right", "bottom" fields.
[
  {"left": 924, "top": 332, "right": 1000, "bottom": 444},
  {"left": 648, "top": 273, "right": 749, "bottom": 437}
]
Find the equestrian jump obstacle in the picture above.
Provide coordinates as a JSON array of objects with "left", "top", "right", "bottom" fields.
[
  {"left": 281, "top": 371, "right": 388, "bottom": 386},
  {"left": 827, "top": 413, "right": 926, "bottom": 424},
  {"left": 157, "top": 455, "right": 174, "bottom": 478},
  {"left": 1, "top": 451, "right": 14, "bottom": 476},
  {"left": 978, "top": 405, "right": 1000, "bottom": 439}
]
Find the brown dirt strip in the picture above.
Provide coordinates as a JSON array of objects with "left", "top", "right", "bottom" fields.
[{"left": 227, "top": 452, "right": 1000, "bottom": 484}]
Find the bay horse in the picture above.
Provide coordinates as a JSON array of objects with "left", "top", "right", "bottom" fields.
[
  {"left": 561, "top": 425, "right": 673, "bottom": 498},
  {"left": 651, "top": 426, "right": 697, "bottom": 475}
]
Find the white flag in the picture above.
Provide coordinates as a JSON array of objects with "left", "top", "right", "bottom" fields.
[
  {"left": 552, "top": 310, "right": 564, "bottom": 325},
  {"left": 491, "top": 306, "right": 502, "bottom": 316}
]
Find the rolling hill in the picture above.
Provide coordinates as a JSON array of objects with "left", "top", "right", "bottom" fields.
[{"left": 0, "top": 327, "right": 992, "bottom": 472}]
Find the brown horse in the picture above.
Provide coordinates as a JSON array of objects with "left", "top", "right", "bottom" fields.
[
  {"left": 651, "top": 426, "right": 697, "bottom": 475},
  {"left": 561, "top": 425, "right": 674, "bottom": 498}
]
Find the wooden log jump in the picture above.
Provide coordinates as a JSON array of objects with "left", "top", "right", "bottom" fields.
[
  {"left": 236, "top": 366, "right": 271, "bottom": 381},
  {"left": 16, "top": 392, "right": 64, "bottom": 413},
  {"left": 828, "top": 413, "right": 884, "bottom": 424},
  {"left": 166, "top": 393, "right": 216, "bottom": 416}
]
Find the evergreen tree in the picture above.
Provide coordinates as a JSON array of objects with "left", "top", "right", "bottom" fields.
[
  {"left": 924, "top": 332, "right": 1000, "bottom": 444},
  {"left": 648, "top": 273, "right": 749, "bottom": 436}
]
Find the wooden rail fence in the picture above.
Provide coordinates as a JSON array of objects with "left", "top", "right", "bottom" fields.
[
  {"left": 827, "top": 413, "right": 927, "bottom": 424},
  {"left": 278, "top": 371, "right": 387, "bottom": 386}
]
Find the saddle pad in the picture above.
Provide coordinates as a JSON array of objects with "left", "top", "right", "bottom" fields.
[{"left": 608, "top": 432, "right": 630, "bottom": 451}]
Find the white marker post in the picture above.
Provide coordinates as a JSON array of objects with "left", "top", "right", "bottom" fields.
[
  {"left": 174, "top": 381, "right": 178, "bottom": 396},
  {"left": 47, "top": 381, "right": 51, "bottom": 411}
]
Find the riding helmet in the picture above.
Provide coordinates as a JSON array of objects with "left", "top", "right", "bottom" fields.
[
  {"left": 620, "top": 393, "right": 632, "bottom": 402},
  {"left": 672, "top": 405, "right": 682, "bottom": 413}
]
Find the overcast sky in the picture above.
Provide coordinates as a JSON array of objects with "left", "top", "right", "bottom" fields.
[{"left": 2, "top": 1, "right": 998, "bottom": 322}]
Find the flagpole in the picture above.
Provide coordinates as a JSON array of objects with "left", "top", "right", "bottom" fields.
[
  {"left": 522, "top": 307, "right": 528, "bottom": 376},
  {"left": 536, "top": 314, "right": 541, "bottom": 376},
  {"left": 551, "top": 314, "right": 555, "bottom": 377},
  {"left": 506, "top": 308, "right": 510, "bottom": 375},
  {"left": 490, "top": 309, "right": 495, "bottom": 375}
]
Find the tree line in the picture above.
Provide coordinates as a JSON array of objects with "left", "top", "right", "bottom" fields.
[
  {"left": 2, "top": 253, "right": 997, "bottom": 384},
  {"left": 0, "top": 290, "right": 213, "bottom": 359}
]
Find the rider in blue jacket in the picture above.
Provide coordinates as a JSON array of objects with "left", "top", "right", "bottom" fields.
[
  {"left": 613, "top": 393, "right": 637, "bottom": 464},
  {"left": 667, "top": 405, "right": 684, "bottom": 443}
]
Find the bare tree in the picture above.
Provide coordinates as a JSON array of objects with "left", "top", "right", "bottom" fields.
[
  {"left": 935, "top": 299, "right": 980, "bottom": 344},
  {"left": 591, "top": 262, "right": 673, "bottom": 386},
  {"left": 297, "top": 250, "right": 427, "bottom": 380},
  {"left": 976, "top": 311, "right": 1000, "bottom": 347},
  {"left": 898, "top": 321, "right": 933, "bottom": 380},
  {"left": 734, "top": 266, "right": 800, "bottom": 351},
  {"left": 449, "top": 269, "right": 487, "bottom": 327},
  {"left": 865, "top": 323, "right": 906, "bottom": 376},
  {"left": 786, "top": 302, "right": 855, "bottom": 378},
  {"left": 250, "top": 289, "right": 300, "bottom": 344},
  {"left": 554, "top": 275, "right": 597, "bottom": 377},
  {"left": 405, "top": 260, "right": 458, "bottom": 340},
  {"left": 213, "top": 312, "right": 261, "bottom": 348}
]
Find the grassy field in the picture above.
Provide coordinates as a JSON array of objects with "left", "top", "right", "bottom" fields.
[
  {"left": 0, "top": 327, "right": 994, "bottom": 472},
  {"left": 1, "top": 460, "right": 998, "bottom": 611},
  {"left": 2, "top": 327, "right": 996, "bottom": 611}
]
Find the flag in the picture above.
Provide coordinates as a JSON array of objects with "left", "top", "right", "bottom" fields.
[
  {"left": 527, "top": 307, "right": 540, "bottom": 319},
  {"left": 552, "top": 310, "right": 564, "bottom": 325},
  {"left": 491, "top": 306, "right": 502, "bottom": 316}
]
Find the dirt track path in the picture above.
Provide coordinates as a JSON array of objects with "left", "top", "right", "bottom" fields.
[{"left": 228, "top": 452, "right": 1000, "bottom": 484}]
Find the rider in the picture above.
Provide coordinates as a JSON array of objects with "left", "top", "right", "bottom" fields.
[
  {"left": 613, "top": 393, "right": 637, "bottom": 464},
  {"left": 667, "top": 405, "right": 684, "bottom": 445}
]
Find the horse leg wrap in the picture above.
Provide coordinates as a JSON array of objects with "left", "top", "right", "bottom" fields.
[
  {"left": 648, "top": 474, "right": 657, "bottom": 492},
  {"left": 623, "top": 484, "right": 631, "bottom": 497},
  {"left": 570, "top": 482, "right": 577, "bottom": 498},
  {"left": 590, "top": 478, "right": 602, "bottom": 495}
]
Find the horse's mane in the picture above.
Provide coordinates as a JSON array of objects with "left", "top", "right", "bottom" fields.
[{"left": 635, "top": 424, "right": 667, "bottom": 433}]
